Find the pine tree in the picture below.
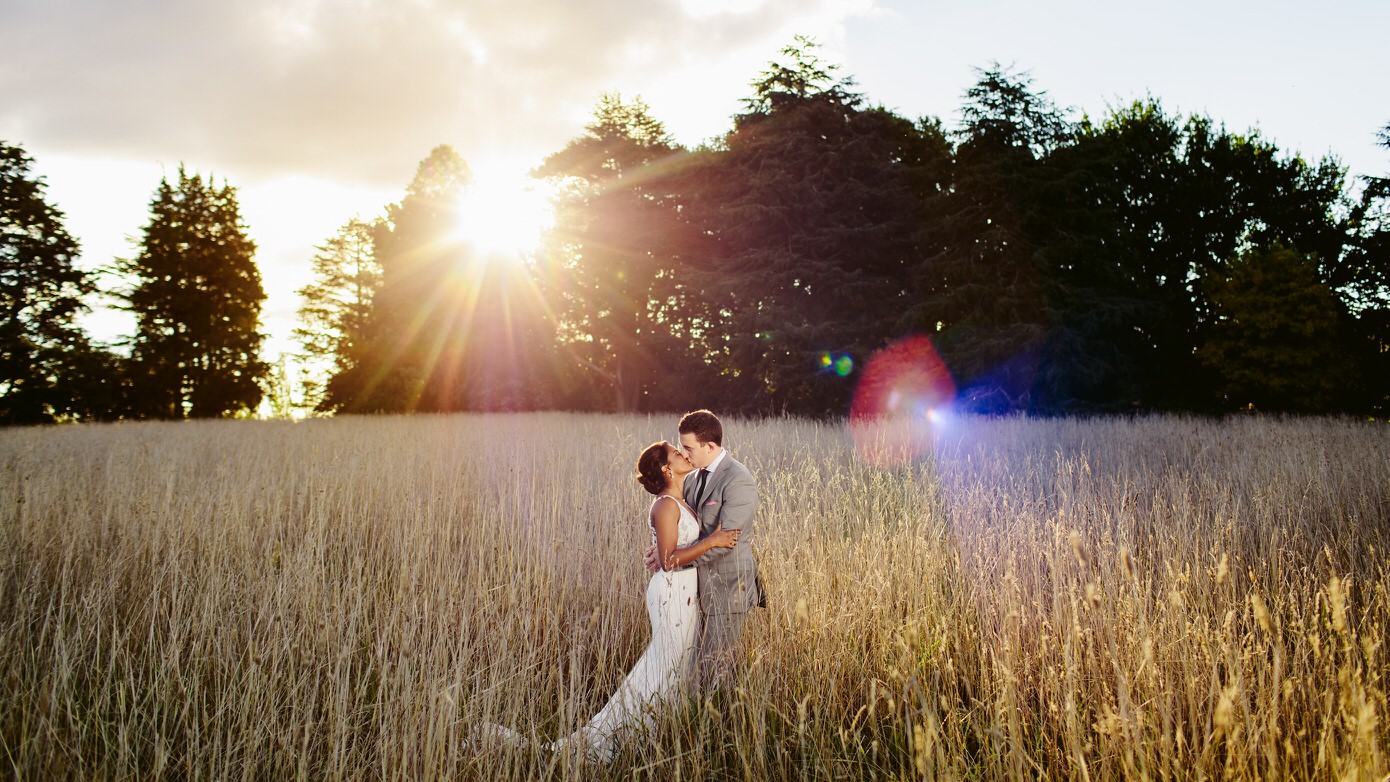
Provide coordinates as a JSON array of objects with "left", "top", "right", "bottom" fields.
[
  {"left": 0, "top": 140, "right": 106, "bottom": 424},
  {"left": 121, "top": 166, "right": 267, "bottom": 418},
  {"left": 681, "top": 39, "right": 944, "bottom": 414},
  {"left": 294, "top": 217, "right": 381, "bottom": 413},
  {"left": 536, "top": 94, "right": 700, "bottom": 411}
]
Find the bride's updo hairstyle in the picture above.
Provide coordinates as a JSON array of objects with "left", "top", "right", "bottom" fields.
[{"left": 635, "top": 442, "right": 670, "bottom": 496}]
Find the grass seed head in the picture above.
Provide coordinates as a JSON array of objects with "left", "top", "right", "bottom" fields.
[
  {"left": 1326, "top": 576, "right": 1348, "bottom": 636},
  {"left": 1250, "top": 592, "right": 1272, "bottom": 635}
]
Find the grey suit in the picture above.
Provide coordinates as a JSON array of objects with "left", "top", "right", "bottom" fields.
[{"left": 683, "top": 451, "right": 764, "bottom": 691}]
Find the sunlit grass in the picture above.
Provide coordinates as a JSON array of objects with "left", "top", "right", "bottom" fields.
[{"left": 1, "top": 413, "right": 1386, "bottom": 779}]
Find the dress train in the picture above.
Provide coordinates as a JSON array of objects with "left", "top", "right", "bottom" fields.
[{"left": 469, "top": 497, "right": 701, "bottom": 763}]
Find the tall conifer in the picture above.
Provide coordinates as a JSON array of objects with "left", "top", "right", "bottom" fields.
[{"left": 122, "top": 167, "right": 266, "bottom": 418}]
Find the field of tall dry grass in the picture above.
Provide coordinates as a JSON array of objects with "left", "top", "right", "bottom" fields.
[{"left": 1, "top": 413, "right": 1387, "bottom": 780}]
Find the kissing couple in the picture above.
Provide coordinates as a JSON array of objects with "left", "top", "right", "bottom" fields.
[{"left": 472, "top": 409, "right": 766, "bottom": 762}]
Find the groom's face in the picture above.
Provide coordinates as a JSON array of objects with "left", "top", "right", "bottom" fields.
[{"left": 679, "top": 432, "right": 719, "bottom": 469}]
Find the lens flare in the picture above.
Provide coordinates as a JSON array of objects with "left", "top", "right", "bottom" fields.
[
  {"left": 849, "top": 335, "right": 956, "bottom": 467},
  {"left": 818, "top": 352, "right": 855, "bottom": 377}
]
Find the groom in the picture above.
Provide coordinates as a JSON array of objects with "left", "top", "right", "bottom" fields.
[{"left": 647, "top": 409, "right": 765, "bottom": 692}]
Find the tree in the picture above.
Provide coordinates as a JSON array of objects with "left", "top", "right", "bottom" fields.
[
  {"left": 1099, "top": 112, "right": 1368, "bottom": 411},
  {"left": 1019, "top": 101, "right": 1173, "bottom": 412},
  {"left": 0, "top": 140, "right": 110, "bottom": 424},
  {"left": 536, "top": 94, "right": 703, "bottom": 411},
  {"left": 341, "top": 145, "right": 564, "bottom": 413},
  {"left": 912, "top": 64, "right": 1063, "bottom": 413},
  {"left": 957, "top": 62, "right": 1068, "bottom": 155},
  {"left": 294, "top": 217, "right": 381, "bottom": 413},
  {"left": 1338, "top": 120, "right": 1390, "bottom": 414},
  {"left": 991, "top": 93, "right": 1367, "bottom": 414},
  {"left": 680, "top": 38, "right": 945, "bottom": 415},
  {"left": 120, "top": 166, "right": 267, "bottom": 418},
  {"left": 1198, "top": 244, "right": 1356, "bottom": 411},
  {"left": 337, "top": 146, "right": 471, "bottom": 412}
]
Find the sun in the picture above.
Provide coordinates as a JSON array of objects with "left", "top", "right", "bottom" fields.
[{"left": 453, "top": 169, "right": 555, "bottom": 260}]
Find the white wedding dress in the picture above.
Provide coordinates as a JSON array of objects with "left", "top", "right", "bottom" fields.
[{"left": 474, "top": 496, "right": 701, "bottom": 762}]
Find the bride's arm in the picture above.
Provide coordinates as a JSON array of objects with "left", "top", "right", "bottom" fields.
[{"left": 653, "top": 498, "right": 739, "bottom": 571}]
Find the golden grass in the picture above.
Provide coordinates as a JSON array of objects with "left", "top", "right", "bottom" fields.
[{"left": 1, "top": 413, "right": 1386, "bottom": 780}]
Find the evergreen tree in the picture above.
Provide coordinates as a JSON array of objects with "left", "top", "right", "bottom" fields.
[
  {"left": 343, "top": 145, "right": 562, "bottom": 413},
  {"left": 0, "top": 140, "right": 114, "bottom": 424},
  {"left": 536, "top": 94, "right": 702, "bottom": 411},
  {"left": 915, "top": 64, "right": 1062, "bottom": 413},
  {"left": 294, "top": 217, "right": 381, "bottom": 413},
  {"left": 121, "top": 167, "right": 267, "bottom": 418},
  {"left": 682, "top": 38, "right": 944, "bottom": 414}
]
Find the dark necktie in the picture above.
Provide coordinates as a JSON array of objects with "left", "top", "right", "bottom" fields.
[{"left": 693, "top": 468, "right": 709, "bottom": 508}]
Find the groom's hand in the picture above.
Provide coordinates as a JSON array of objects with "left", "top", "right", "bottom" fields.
[{"left": 643, "top": 544, "right": 660, "bottom": 574}]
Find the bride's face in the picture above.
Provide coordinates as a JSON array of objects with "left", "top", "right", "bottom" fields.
[{"left": 666, "top": 444, "right": 695, "bottom": 476}]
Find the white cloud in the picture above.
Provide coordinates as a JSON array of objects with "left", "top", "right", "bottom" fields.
[
  {"left": 2, "top": 0, "right": 875, "bottom": 186},
  {"left": 5, "top": 0, "right": 876, "bottom": 352}
]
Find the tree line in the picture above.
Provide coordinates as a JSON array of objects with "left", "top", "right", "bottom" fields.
[
  {"left": 3, "top": 40, "right": 1388, "bottom": 424},
  {"left": 1, "top": 156, "right": 264, "bottom": 423}
]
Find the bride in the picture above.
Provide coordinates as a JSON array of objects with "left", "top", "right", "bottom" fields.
[{"left": 473, "top": 441, "right": 739, "bottom": 762}]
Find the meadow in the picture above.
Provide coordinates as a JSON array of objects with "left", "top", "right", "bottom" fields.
[{"left": 1, "top": 413, "right": 1386, "bottom": 780}]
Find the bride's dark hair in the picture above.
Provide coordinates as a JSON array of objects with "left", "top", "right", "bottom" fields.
[{"left": 635, "top": 442, "right": 670, "bottom": 496}]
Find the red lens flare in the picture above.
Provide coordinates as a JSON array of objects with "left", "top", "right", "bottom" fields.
[{"left": 849, "top": 335, "right": 956, "bottom": 466}]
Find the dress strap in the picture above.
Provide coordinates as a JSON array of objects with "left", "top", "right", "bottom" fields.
[
  {"left": 649, "top": 494, "right": 687, "bottom": 524},
  {"left": 649, "top": 494, "right": 674, "bottom": 521}
]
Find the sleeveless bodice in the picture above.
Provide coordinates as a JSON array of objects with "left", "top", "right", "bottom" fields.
[{"left": 649, "top": 495, "right": 699, "bottom": 548}]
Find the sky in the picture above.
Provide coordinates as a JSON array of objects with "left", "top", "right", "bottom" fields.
[{"left": 3, "top": 0, "right": 1388, "bottom": 359}]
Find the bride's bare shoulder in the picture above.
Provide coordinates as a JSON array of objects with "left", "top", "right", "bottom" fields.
[{"left": 649, "top": 494, "right": 681, "bottom": 524}]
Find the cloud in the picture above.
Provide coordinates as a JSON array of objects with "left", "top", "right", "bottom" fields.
[{"left": 1, "top": 0, "right": 872, "bottom": 187}]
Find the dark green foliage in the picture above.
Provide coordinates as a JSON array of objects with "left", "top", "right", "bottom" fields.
[
  {"left": 120, "top": 167, "right": 267, "bottom": 418},
  {"left": 676, "top": 39, "right": 947, "bottom": 415},
  {"left": 1339, "top": 120, "right": 1390, "bottom": 414},
  {"left": 924, "top": 79, "right": 1382, "bottom": 415},
  {"left": 12, "top": 41, "right": 1385, "bottom": 421},
  {"left": 290, "top": 46, "right": 1390, "bottom": 418},
  {"left": 0, "top": 141, "right": 124, "bottom": 424},
  {"left": 1027, "top": 102, "right": 1191, "bottom": 412},
  {"left": 1198, "top": 244, "right": 1356, "bottom": 412},
  {"left": 916, "top": 64, "right": 1057, "bottom": 413}
]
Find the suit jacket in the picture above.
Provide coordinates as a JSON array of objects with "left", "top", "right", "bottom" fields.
[{"left": 684, "top": 452, "right": 765, "bottom": 614}]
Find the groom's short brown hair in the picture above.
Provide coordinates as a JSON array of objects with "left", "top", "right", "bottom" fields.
[{"left": 679, "top": 409, "right": 723, "bottom": 446}]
